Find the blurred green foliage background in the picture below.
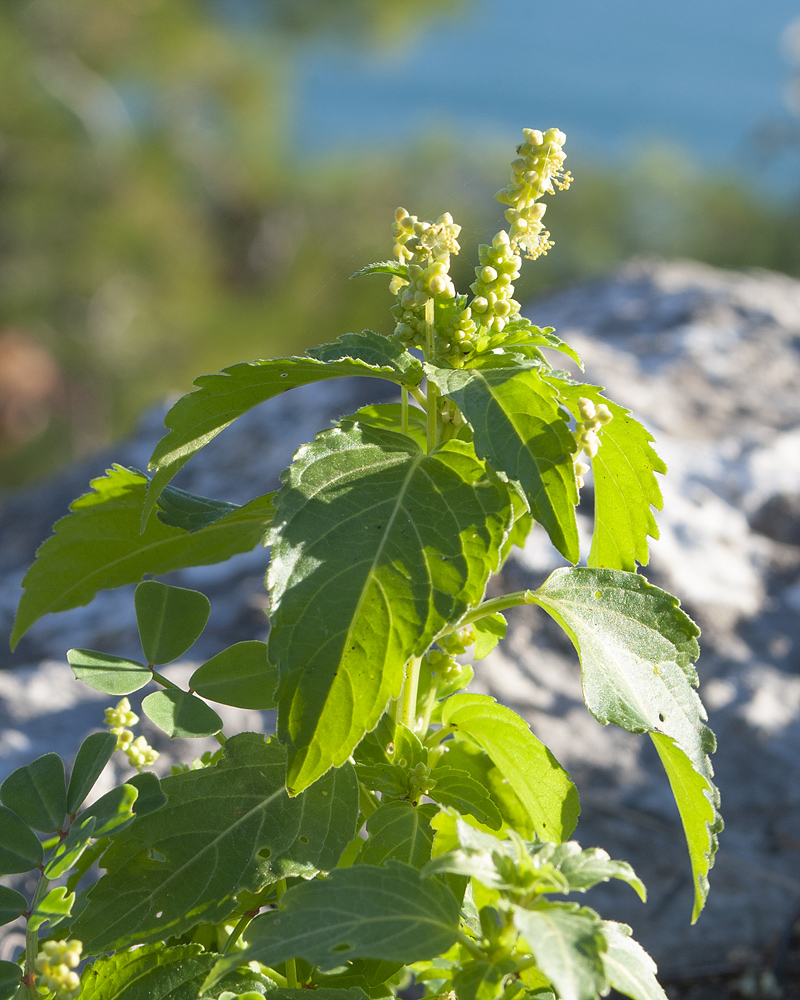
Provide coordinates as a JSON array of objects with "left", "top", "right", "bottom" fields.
[{"left": 1, "top": 0, "right": 799, "bottom": 492}]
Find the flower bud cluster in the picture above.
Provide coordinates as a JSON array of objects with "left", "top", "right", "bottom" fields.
[
  {"left": 425, "top": 646, "right": 473, "bottom": 700},
  {"left": 390, "top": 208, "right": 461, "bottom": 349},
  {"left": 573, "top": 396, "right": 613, "bottom": 488},
  {"left": 105, "top": 697, "right": 159, "bottom": 769},
  {"left": 468, "top": 231, "right": 523, "bottom": 336},
  {"left": 170, "top": 748, "right": 223, "bottom": 775},
  {"left": 439, "top": 624, "right": 476, "bottom": 656},
  {"left": 407, "top": 761, "right": 436, "bottom": 800},
  {"left": 495, "top": 127, "right": 570, "bottom": 261},
  {"left": 35, "top": 939, "right": 83, "bottom": 999}
]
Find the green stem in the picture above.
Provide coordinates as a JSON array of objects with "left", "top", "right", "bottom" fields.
[
  {"left": 446, "top": 590, "right": 536, "bottom": 631},
  {"left": 260, "top": 968, "right": 288, "bottom": 988},
  {"left": 458, "top": 929, "right": 486, "bottom": 960},
  {"left": 402, "top": 388, "right": 409, "bottom": 435},
  {"left": 423, "top": 725, "right": 455, "bottom": 749},
  {"left": 358, "top": 783, "right": 380, "bottom": 819},
  {"left": 274, "top": 880, "right": 299, "bottom": 988},
  {"left": 23, "top": 871, "right": 51, "bottom": 998},
  {"left": 423, "top": 296, "right": 439, "bottom": 454},
  {"left": 399, "top": 656, "right": 422, "bottom": 733},
  {"left": 409, "top": 385, "right": 427, "bottom": 409},
  {"left": 221, "top": 912, "right": 255, "bottom": 956}
]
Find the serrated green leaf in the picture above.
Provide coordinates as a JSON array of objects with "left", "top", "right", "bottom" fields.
[
  {"left": 548, "top": 842, "right": 645, "bottom": 900},
  {"left": 68, "top": 649, "right": 152, "bottom": 696},
  {"left": 207, "top": 862, "right": 461, "bottom": 987},
  {"left": 436, "top": 739, "right": 533, "bottom": 838},
  {"left": 549, "top": 379, "right": 665, "bottom": 571},
  {"left": 0, "top": 752, "right": 66, "bottom": 833},
  {"left": 268, "top": 425, "right": 512, "bottom": 793},
  {"left": 190, "top": 641, "right": 277, "bottom": 710},
  {"left": 0, "top": 886, "right": 27, "bottom": 926},
  {"left": 312, "top": 963, "right": 402, "bottom": 994},
  {"left": 0, "top": 960, "right": 21, "bottom": 1000},
  {"left": 600, "top": 921, "right": 667, "bottom": 1000},
  {"left": 135, "top": 581, "right": 210, "bottom": 664},
  {"left": 144, "top": 353, "right": 423, "bottom": 525},
  {"left": 472, "top": 612, "right": 507, "bottom": 660},
  {"left": 273, "top": 991, "right": 369, "bottom": 1000},
  {"left": 349, "top": 261, "right": 408, "bottom": 279},
  {"left": 530, "top": 566, "right": 720, "bottom": 919},
  {"left": 440, "top": 694, "right": 579, "bottom": 842},
  {"left": 650, "top": 732, "right": 721, "bottom": 922},
  {"left": 428, "top": 766, "right": 502, "bottom": 829},
  {"left": 472, "top": 320, "right": 583, "bottom": 369},
  {"left": 155, "top": 484, "right": 240, "bottom": 532},
  {"left": 356, "top": 802, "right": 437, "bottom": 868},
  {"left": 391, "top": 724, "right": 427, "bottom": 771},
  {"left": 71, "top": 734, "right": 359, "bottom": 953},
  {"left": 427, "top": 363, "right": 579, "bottom": 562},
  {"left": 67, "top": 731, "right": 118, "bottom": 814},
  {"left": 0, "top": 805, "right": 43, "bottom": 873},
  {"left": 79, "top": 943, "right": 215, "bottom": 1000},
  {"left": 339, "top": 402, "right": 428, "bottom": 451},
  {"left": 513, "top": 902, "right": 607, "bottom": 1000},
  {"left": 11, "top": 467, "right": 273, "bottom": 647},
  {"left": 126, "top": 772, "right": 168, "bottom": 817},
  {"left": 142, "top": 689, "right": 223, "bottom": 739},
  {"left": 453, "top": 958, "right": 515, "bottom": 1000},
  {"left": 354, "top": 763, "right": 408, "bottom": 797},
  {"left": 307, "top": 331, "right": 421, "bottom": 383}
]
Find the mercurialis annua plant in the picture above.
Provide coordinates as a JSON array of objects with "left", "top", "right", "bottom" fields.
[{"left": 2, "top": 128, "right": 721, "bottom": 1000}]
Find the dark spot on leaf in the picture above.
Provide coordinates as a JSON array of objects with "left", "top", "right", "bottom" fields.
[
  {"left": 658, "top": 713, "right": 666, "bottom": 723},
  {"left": 280, "top": 373, "right": 288, "bottom": 378},
  {"left": 331, "top": 942, "right": 353, "bottom": 953},
  {"left": 258, "top": 848, "right": 272, "bottom": 860},
  {"left": 299, "top": 835, "right": 309, "bottom": 844}
]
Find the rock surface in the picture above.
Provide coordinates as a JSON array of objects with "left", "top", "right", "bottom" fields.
[{"left": 2, "top": 258, "right": 800, "bottom": 977}]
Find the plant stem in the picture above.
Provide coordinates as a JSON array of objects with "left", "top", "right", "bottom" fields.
[
  {"left": 402, "top": 388, "right": 409, "bottom": 434},
  {"left": 423, "top": 725, "right": 455, "bottom": 749},
  {"left": 221, "top": 912, "right": 254, "bottom": 955},
  {"left": 274, "top": 880, "right": 299, "bottom": 987},
  {"left": 23, "top": 871, "right": 51, "bottom": 999},
  {"left": 446, "top": 590, "right": 537, "bottom": 631},
  {"left": 457, "top": 929, "right": 485, "bottom": 960},
  {"left": 424, "top": 297, "right": 439, "bottom": 454},
  {"left": 409, "top": 385, "right": 428, "bottom": 409},
  {"left": 400, "top": 656, "right": 422, "bottom": 733}
]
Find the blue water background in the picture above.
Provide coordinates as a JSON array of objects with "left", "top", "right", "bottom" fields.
[{"left": 293, "top": 0, "right": 800, "bottom": 191}]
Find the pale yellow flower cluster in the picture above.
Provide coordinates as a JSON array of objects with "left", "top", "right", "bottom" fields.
[
  {"left": 104, "top": 697, "right": 159, "bottom": 769},
  {"left": 573, "top": 396, "right": 613, "bottom": 488},
  {"left": 35, "top": 939, "right": 83, "bottom": 999}
]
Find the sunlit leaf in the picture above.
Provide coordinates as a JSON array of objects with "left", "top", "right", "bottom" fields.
[
  {"left": 135, "top": 581, "right": 210, "bottom": 665},
  {"left": 0, "top": 752, "right": 66, "bottom": 833}
]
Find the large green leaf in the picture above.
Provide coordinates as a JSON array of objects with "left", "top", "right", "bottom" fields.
[
  {"left": 548, "top": 378, "right": 665, "bottom": 571},
  {"left": 530, "top": 567, "right": 720, "bottom": 919},
  {"left": 512, "top": 902, "right": 607, "bottom": 1000},
  {"left": 11, "top": 467, "right": 273, "bottom": 647},
  {"left": 0, "top": 752, "right": 66, "bottom": 832},
  {"left": 207, "top": 862, "right": 461, "bottom": 986},
  {"left": 439, "top": 694, "right": 579, "bottom": 842},
  {"left": 427, "top": 362, "right": 579, "bottom": 562},
  {"left": 134, "top": 581, "right": 210, "bottom": 665},
  {"left": 268, "top": 425, "right": 512, "bottom": 793},
  {"left": 356, "top": 802, "right": 437, "bottom": 868},
  {"left": 71, "top": 734, "right": 359, "bottom": 954},
  {"left": 143, "top": 351, "right": 423, "bottom": 525},
  {"left": 600, "top": 921, "right": 667, "bottom": 1000}
]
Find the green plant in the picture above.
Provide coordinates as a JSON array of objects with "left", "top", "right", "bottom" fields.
[{"left": 1, "top": 128, "right": 722, "bottom": 1000}]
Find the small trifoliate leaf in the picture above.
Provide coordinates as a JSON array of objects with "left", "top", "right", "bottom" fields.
[
  {"left": 71, "top": 734, "right": 359, "bottom": 953},
  {"left": 529, "top": 566, "right": 720, "bottom": 919},
  {"left": 356, "top": 802, "right": 437, "bottom": 868},
  {"left": 269, "top": 425, "right": 511, "bottom": 793},
  {"left": 155, "top": 483, "right": 241, "bottom": 532},
  {"left": 206, "top": 862, "right": 461, "bottom": 987},
  {"left": 11, "top": 467, "right": 273, "bottom": 647},
  {"left": 512, "top": 902, "right": 607, "bottom": 1000},
  {"left": 440, "top": 694, "right": 579, "bottom": 842},
  {"left": 68, "top": 649, "right": 152, "bottom": 696},
  {"left": 600, "top": 921, "right": 667, "bottom": 1000},
  {"left": 427, "top": 766, "right": 502, "bottom": 829},
  {"left": 135, "top": 581, "right": 210, "bottom": 665},
  {"left": 472, "top": 612, "right": 507, "bottom": 660},
  {"left": 0, "top": 752, "right": 67, "bottom": 833},
  {"left": 189, "top": 641, "right": 277, "bottom": 710},
  {"left": 66, "top": 731, "right": 118, "bottom": 814},
  {"left": 144, "top": 353, "right": 423, "bottom": 526},
  {"left": 548, "top": 378, "right": 665, "bottom": 571},
  {"left": 0, "top": 961, "right": 21, "bottom": 1000},
  {"left": 0, "top": 886, "right": 27, "bottom": 927},
  {"left": 427, "top": 362, "right": 579, "bottom": 562},
  {"left": 142, "top": 689, "right": 223, "bottom": 739}
]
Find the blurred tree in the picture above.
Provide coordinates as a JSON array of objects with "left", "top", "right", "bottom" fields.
[{"left": 0, "top": 0, "right": 464, "bottom": 489}]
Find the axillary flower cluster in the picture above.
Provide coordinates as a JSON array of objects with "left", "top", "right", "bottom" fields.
[
  {"left": 104, "top": 697, "right": 159, "bottom": 769},
  {"left": 389, "top": 127, "right": 571, "bottom": 361},
  {"left": 34, "top": 939, "right": 83, "bottom": 999}
]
